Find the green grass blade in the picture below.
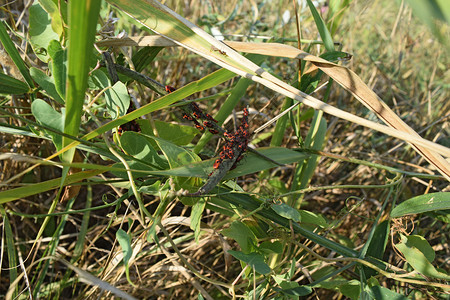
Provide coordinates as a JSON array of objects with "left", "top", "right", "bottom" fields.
[
  {"left": 63, "top": 0, "right": 101, "bottom": 161},
  {"left": 305, "top": 0, "right": 335, "bottom": 51},
  {"left": 67, "top": 68, "right": 236, "bottom": 148},
  {"left": 0, "top": 205, "right": 18, "bottom": 298},
  {"left": 0, "top": 21, "right": 35, "bottom": 88},
  {"left": 0, "top": 169, "right": 105, "bottom": 204},
  {"left": 0, "top": 73, "right": 29, "bottom": 94}
]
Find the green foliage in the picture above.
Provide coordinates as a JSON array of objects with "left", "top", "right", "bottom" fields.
[
  {"left": 0, "top": 73, "right": 29, "bottom": 94},
  {"left": 0, "top": 0, "right": 448, "bottom": 298},
  {"left": 391, "top": 192, "right": 450, "bottom": 217}
]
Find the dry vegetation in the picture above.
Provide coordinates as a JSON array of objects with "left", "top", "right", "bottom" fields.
[{"left": 1, "top": 0, "right": 449, "bottom": 299}]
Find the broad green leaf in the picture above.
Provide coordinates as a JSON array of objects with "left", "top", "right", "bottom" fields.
[
  {"left": 48, "top": 40, "right": 67, "bottom": 100},
  {"left": 30, "top": 67, "right": 65, "bottom": 103},
  {"left": 149, "top": 120, "right": 198, "bottom": 146},
  {"left": 116, "top": 228, "right": 135, "bottom": 286},
  {"left": 88, "top": 68, "right": 110, "bottom": 90},
  {"left": 0, "top": 73, "right": 29, "bottom": 95},
  {"left": 29, "top": 1, "right": 59, "bottom": 62},
  {"left": 39, "top": 0, "right": 65, "bottom": 36},
  {"left": 259, "top": 241, "right": 283, "bottom": 254},
  {"left": 147, "top": 135, "right": 201, "bottom": 169},
  {"left": 227, "top": 250, "right": 271, "bottom": 275},
  {"left": 272, "top": 275, "right": 312, "bottom": 296},
  {"left": 367, "top": 285, "right": 408, "bottom": 300},
  {"left": 299, "top": 210, "right": 328, "bottom": 228},
  {"left": 279, "top": 286, "right": 312, "bottom": 297},
  {"left": 271, "top": 203, "right": 301, "bottom": 222},
  {"left": 110, "top": 160, "right": 157, "bottom": 179},
  {"left": 154, "top": 147, "right": 309, "bottom": 180},
  {"left": 146, "top": 135, "right": 202, "bottom": 188},
  {"left": 268, "top": 178, "right": 289, "bottom": 194},
  {"left": 222, "top": 221, "right": 257, "bottom": 253},
  {"left": 400, "top": 234, "right": 435, "bottom": 263},
  {"left": 391, "top": 192, "right": 450, "bottom": 217},
  {"left": 105, "top": 81, "right": 131, "bottom": 119},
  {"left": 190, "top": 197, "right": 206, "bottom": 242},
  {"left": 338, "top": 279, "right": 360, "bottom": 300},
  {"left": 396, "top": 234, "right": 450, "bottom": 280},
  {"left": 31, "top": 99, "right": 64, "bottom": 150},
  {"left": 223, "top": 148, "right": 309, "bottom": 180},
  {"left": 116, "top": 229, "right": 132, "bottom": 264},
  {"left": 120, "top": 132, "right": 168, "bottom": 169}
]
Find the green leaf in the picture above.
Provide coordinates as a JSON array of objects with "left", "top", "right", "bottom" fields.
[
  {"left": 259, "top": 241, "right": 283, "bottom": 254},
  {"left": 0, "top": 168, "right": 104, "bottom": 204},
  {"left": 190, "top": 198, "right": 206, "bottom": 242},
  {"left": 116, "top": 228, "right": 135, "bottom": 287},
  {"left": 0, "top": 21, "right": 34, "bottom": 88},
  {"left": 116, "top": 229, "right": 132, "bottom": 265},
  {"left": 148, "top": 135, "right": 201, "bottom": 169},
  {"left": 306, "top": 0, "right": 335, "bottom": 51},
  {"left": 0, "top": 73, "right": 29, "bottom": 95},
  {"left": 395, "top": 234, "right": 450, "bottom": 280},
  {"left": 367, "top": 285, "right": 409, "bottom": 300},
  {"left": 63, "top": 0, "right": 101, "bottom": 163},
  {"left": 105, "top": 81, "right": 131, "bottom": 119},
  {"left": 29, "top": 1, "right": 59, "bottom": 62},
  {"left": 132, "top": 46, "right": 164, "bottom": 73},
  {"left": 31, "top": 99, "right": 64, "bottom": 150},
  {"left": 391, "top": 192, "right": 450, "bottom": 217},
  {"left": 401, "top": 234, "right": 435, "bottom": 262},
  {"left": 39, "top": 0, "right": 65, "bottom": 37},
  {"left": 88, "top": 68, "right": 110, "bottom": 89},
  {"left": 296, "top": 111, "right": 327, "bottom": 191},
  {"left": 338, "top": 280, "right": 360, "bottom": 300},
  {"left": 363, "top": 220, "right": 389, "bottom": 277},
  {"left": 48, "top": 40, "right": 67, "bottom": 99},
  {"left": 222, "top": 221, "right": 257, "bottom": 253},
  {"left": 30, "top": 67, "right": 65, "bottom": 103},
  {"left": 223, "top": 148, "right": 309, "bottom": 180},
  {"left": 227, "top": 250, "right": 271, "bottom": 275},
  {"left": 120, "top": 132, "right": 169, "bottom": 169},
  {"left": 271, "top": 203, "right": 301, "bottom": 222},
  {"left": 299, "top": 210, "right": 328, "bottom": 228},
  {"left": 0, "top": 205, "right": 18, "bottom": 298},
  {"left": 151, "top": 120, "right": 198, "bottom": 146},
  {"left": 327, "top": 0, "right": 351, "bottom": 36},
  {"left": 279, "top": 286, "right": 312, "bottom": 297}
]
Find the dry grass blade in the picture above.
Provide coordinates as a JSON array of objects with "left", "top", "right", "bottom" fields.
[{"left": 98, "top": 34, "right": 450, "bottom": 180}]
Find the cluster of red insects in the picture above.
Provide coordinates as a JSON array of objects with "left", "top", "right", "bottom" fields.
[
  {"left": 212, "top": 107, "right": 249, "bottom": 173},
  {"left": 118, "top": 85, "right": 249, "bottom": 179},
  {"left": 165, "top": 85, "right": 250, "bottom": 177},
  {"left": 165, "top": 85, "right": 220, "bottom": 135}
]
